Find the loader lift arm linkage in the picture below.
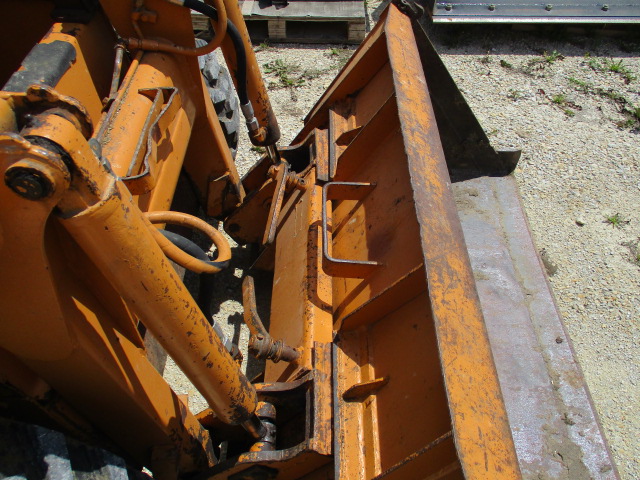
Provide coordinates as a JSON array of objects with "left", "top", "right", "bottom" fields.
[{"left": 0, "top": 0, "right": 619, "bottom": 479}]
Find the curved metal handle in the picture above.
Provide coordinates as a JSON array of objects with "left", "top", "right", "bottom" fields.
[{"left": 321, "top": 181, "right": 381, "bottom": 278}]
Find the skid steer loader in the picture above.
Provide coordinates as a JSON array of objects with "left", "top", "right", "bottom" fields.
[{"left": 0, "top": 0, "right": 619, "bottom": 478}]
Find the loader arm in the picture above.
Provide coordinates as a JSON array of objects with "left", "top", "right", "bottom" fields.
[{"left": 0, "top": 0, "right": 618, "bottom": 479}]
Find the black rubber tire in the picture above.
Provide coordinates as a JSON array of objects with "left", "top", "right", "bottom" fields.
[
  {"left": 0, "top": 417, "right": 151, "bottom": 479},
  {"left": 196, "top": 39, "right": 240, "bottom": 158}
]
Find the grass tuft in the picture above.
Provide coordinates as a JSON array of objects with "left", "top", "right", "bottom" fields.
[
  {"left": 587, "top": 57, "right": 636, "bottom": 84},
  {"left": 605, "top": 213, "right": 630, "bottom": 229},
  {"left": 552, "top": 93, "right": 567, "bottom": 105},
  {"left": 500, "top": 59, "right": 513, "bottom": 69}
]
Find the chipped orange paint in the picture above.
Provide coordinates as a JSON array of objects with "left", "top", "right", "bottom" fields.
[
  {"left": 298, "top": 4, "right": 521, "bottom": 479},
  {"left": 2, "top": 1, "right": 525, "bottom": 477},
  {"left": 384, "top": 5, "right": 521, "bottom": 478}
]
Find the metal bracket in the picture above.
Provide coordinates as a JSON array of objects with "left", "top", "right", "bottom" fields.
[
  {"left": 121, "top": 87, "right": 179, "bottom": 195},
  {"left": 393, "top": 0, "right": 425, "bottom": 19},
  {"left": 321, "top": 181, "right": 381, "bottom": 278},
  {"left": 242, "top": 276, "right": 300, "bottom": 363},
  {"left": 262, "top": 162, "right": 307, "bottom": 246}
]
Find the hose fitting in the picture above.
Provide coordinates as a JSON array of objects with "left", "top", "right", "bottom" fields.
[{"left": 241, "top": 102, "right": 259, "bottom": 133}]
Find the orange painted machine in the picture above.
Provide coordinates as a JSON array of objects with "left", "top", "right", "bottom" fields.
[{"left": 0, "top": 1, "right": 619, "bottom": 479}]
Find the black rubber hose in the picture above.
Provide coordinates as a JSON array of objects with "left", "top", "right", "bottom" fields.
[
  {"left": 183, "top": 0, "right": 249, "bottom": 105},
  {"left": 159, "top": 229, "right": 241, "bottom": 359},
  {"left": 159, "top": 229, "right": 220, "bottom": 318}
]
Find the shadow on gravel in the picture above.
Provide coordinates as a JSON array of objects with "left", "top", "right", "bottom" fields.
[{"left": 422, "top": 21, "right": 640, "bottom": 58}]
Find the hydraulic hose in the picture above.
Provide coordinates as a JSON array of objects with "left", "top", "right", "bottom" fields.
[
  {"left": 158, "top": 229, "right": 217, "bottom": 317},
  {"left": 183, "top": 0, "right": 249, "bottom": 105},
  {"left": 128, "top": 0, "right": 227, "bottom": 56},
  {"left": 159, "top": 229, "right": 241, "bottom": 360},
  {"left": 145, "top": 211, "right": 231, "bottom": 274}
]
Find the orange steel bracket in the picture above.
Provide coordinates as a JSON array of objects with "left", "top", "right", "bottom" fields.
[
  {"left": 383, "top": 8, "right": 521, "bottom": 477},
  {"left": 289, "top": 4, "right": 522, "bottom": 479}
]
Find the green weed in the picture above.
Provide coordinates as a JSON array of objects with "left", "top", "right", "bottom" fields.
[
  {"left": 326, "top": 47, "right": 352, "bottom": 68},
  {"left": 544, "top": 50, "right": 564, "bottom": 64},
  {"left": 598, "top": 89, "right": 626, "bottom": 104},
  {"left": 604, "top": 59, "right": 637, "bottom": 83},
  {"left": 565, "top": 75, "right": 638, "bottom": 128},
  {"left": 522, "top": 51, "right": 563, "bottom": 75},
  {"left": 568, "top": 77, "right": 592, "bottom": 93},
  {"left": 587, "top": 58, "right": 602, "bottom": 71},
  {"left": 255, "top": 41, "right": 270, "bottom": 52},
  {"left": 552, "top": 93, "right": 567, "bottom": 105},
  {"left": 500, "top": 59, "right": 513, "bottom": 69},
  {"left": 619, "top": 104, "right": 640, "bottom": 129},
  {"left": 605, "top": 213, "right": 629, "bottom": 229},
  {"left": 263, "top": 59, "right": 305, "bottom": 88},
  {"left": 587, "top": 57, "right": 637, "bottom": 83}
]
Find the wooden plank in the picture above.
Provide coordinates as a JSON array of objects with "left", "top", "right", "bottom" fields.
[
  {"left": 192, "top": 1, "right": 366, "bottom": 43},
  {"left": 248, "top": 1, "right": 364, "bottom": 19}
]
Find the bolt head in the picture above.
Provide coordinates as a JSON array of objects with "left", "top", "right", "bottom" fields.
[
  {"left": 5, "top": 167, "right": 52, "bottom": 200},
  {"left": 488, "top": 4, "right": 496, "bottom": 11},
  {"left": 602, "top": 4, "right": 609, "bottom": 11},
  {"left": 445, "top": 3, "right": 452, "bottom": 11},
  {"left": 545, "top": 3, "right": 553, "bottom": 10}
]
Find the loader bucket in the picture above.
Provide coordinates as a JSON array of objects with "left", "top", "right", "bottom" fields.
[{"left": 262, "top": 3, "right": 618, "bottom": 478}]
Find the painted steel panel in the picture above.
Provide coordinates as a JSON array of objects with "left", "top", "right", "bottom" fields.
[{"left": 426, "top": 0, "right": 640, "bottom": 23}]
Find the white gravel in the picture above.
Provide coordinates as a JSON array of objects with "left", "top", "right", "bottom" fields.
[{"left": 170, "top": 12, "right": 639, "bottom": 480}]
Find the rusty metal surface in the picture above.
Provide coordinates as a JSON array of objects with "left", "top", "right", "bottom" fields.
[
  {"left": 2, "top": 1, "right": 289, "bottom": 475},
  {"left": 317, "top": 5, "right": 522, "bottom": 478},
  {"left": 121, "top": 87, "right": 181, "bottom": 195},
  {"left": 0, "top": 88, "right": 253, "bottom": 473},
  {"left": 96, "top": 52, "right": 195, "bottom": 211},
  {"left": 0, "top": 143, "right": 215, "bottom": 472},
  {"left": 333, "top": 293, "right": 460, "bottom": 479},
  {"left": 384, "top": 6, "right": 522, "bottom": 476},
  {"left": 263, "top": 162, "right": 289, "bottom": 245},
  {"left": 224, "top": 142, "right": 312, "bottom": 245},
  {"left": 57, "top": 133, "right": 258, "bottom": 429},
  {"left": 196, "top": 359, "right": 333, "bottom": 480},
  {"left": 98, "top": 0, "right": 245, "bottom": 211},
  {"left": 321, "top": 182, "right": 381, "bottom": 278},
  {"left": 243, "top": 277, "right": 300, "bottom": 363},
  {"left": 1, "top": 1, "right": 619, "bottom": 478},
  {"left": 452, "top": 174, "right": 620, "bottom": 479},
  {"left": 266, "top": 168, "right": 334, "bottom": 382}
]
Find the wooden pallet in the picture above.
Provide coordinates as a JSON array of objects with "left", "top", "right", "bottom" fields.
[{"left": 192, "top": 1, "right": 366, "bottom": 44}]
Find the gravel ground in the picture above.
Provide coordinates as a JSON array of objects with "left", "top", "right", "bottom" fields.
[
  {"left": 424, "top": 25, "right": 640, "bottom": 480},
  {"left": 168, "top": 10, "right": 639, "bottom": 479}
]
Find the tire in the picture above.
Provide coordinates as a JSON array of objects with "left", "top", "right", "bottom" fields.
[
  {"left": 0, "top": 417, "right": 151, "bottom": 480},
  {"left": 196, "top": 39, "right": 240, "bottom": 158}
]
